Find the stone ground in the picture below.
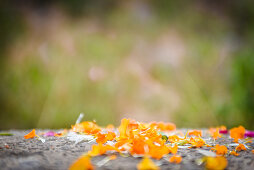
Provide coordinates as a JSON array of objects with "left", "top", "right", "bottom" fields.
[{"left": 0, "top": 130, "right": 254, "bottom": 170}]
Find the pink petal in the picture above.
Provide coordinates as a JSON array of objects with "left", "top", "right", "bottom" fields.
[
  {"left": 219, "top": 130, "right": 228, "bottom": 134},
  {"left": 44, "top": 131, "right": 55, "bottom": 137},
  {"left": 245, "top": 130, "right": 254, "bottom": 137}
]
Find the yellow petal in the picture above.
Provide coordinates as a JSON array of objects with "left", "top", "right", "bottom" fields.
[
  {"left": 205, "top": 156, "right": 227, "bottom": 170},
  {"left": 137, "top": 157, "right": 159, "bottom": 170},
  {"left": 118, "top": 118, "right": 130, "bottom": 137},
  {"left": 69, "top": 155, "right": 94, "bottom": 170}
]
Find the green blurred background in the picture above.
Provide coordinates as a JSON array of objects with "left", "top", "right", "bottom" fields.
[{"left": 0, "top": 0, "right": 254, "bottom": 129}]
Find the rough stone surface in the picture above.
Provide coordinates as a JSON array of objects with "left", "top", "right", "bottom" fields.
[{"left": 0, "top": 130, "right": 254, "bottom": 170}]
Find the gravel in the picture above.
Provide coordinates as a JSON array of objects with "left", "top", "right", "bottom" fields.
[{"left": 0, "top": 130, "right": 254, "bottom": 170}]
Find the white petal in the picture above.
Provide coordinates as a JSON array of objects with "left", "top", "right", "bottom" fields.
[
  {"left": 67, "top": 132, "right": 94, "bottom": 144},
  {"left": 38, "top": 136, "right": 46, "bottom": 143},
  {"left": 197, "top": 149, "right": 216, "bottom": 157},
  {"left": 75, "top": 113, "right": 84, "bottom": 124}
]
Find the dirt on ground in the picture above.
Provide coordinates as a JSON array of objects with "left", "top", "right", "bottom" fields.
[{"left": 0, "top": 130, "right": 254, "bottom": 170}]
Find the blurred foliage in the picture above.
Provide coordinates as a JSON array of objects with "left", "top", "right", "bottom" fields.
[
  {"left": 0, "top": 0, "right": 254, "bottom": 129},
  {"left": 230, "top": 48, "right": 254, "bottom": 129}
]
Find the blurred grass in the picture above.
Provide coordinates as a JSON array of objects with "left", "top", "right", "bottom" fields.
[{"left": 0, "top": 1, "right": 254, "bottom": 129}]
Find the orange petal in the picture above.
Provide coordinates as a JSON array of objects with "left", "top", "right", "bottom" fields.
[
  {"left": 230, "top": 151, "right": 239, "bottom": 156},
  {"left": 96, "top": 133, "right": 107, "bottom": 144},
  {"left": 148, "top": 144, "right": 169, "bottom": 160},
  {"left": 209, "top": 128, "right": 221, "bottom": 140},
  {"left": 188, "top": 130, "right": 202, "bottom": 137},
  {"left": 109, "top": 155, "right": 117, "bottom": 160},
  {"left": 230, "top": 126, "right": 245, "bottom": 143},
  {"left": 169, "top": 155, "right": 182, "bottom": 164},
  {"left": 211, "top": 144, "right": 228, "bottom": 155},
  {"left": 88, "top": 144, "right": 116, "bottom": 157},
  {"left": 131, "top": 138, "right": 146, "bottom": 155},
  {"left": 106, "top": 132, "right": 116, "bottom": 141},
  {"left": 24, "top": 129, "right": 36, "bottom": 139},
  {"left": 88, "top": 144, "right": 106, "bottom": 156},
  {"left": 106, "top": 124, "right": 115, "bottom": 131},
  {"left": 189, "top": 137, "right": 205, "bottom": 148},
  {"left": 168, "top": 145, "right": 178, "bottom": 155},
  {"left": 235, "top": 144, "right": 246, "bottom": 151}
]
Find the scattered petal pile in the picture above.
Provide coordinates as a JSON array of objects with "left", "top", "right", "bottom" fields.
[{"left": 23, "top": 116, "right": 254, "bottom": 170}]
